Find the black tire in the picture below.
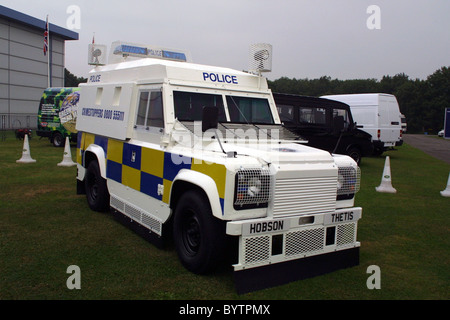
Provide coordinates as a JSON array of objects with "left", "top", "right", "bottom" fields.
[
  {"left": 52, "top": 132, "right": 64, "bottom": 147},
  {"left": 372, "top": 146, "right": 384, "bottom": 156},
  {"left": 85, "top": 160, "right": 110, "bottom": 212},
  {"left": 173, "top": 190, "right": 226, "bottom": 274},
  {"left": 347, "top": 147, "right": 362, "bottom": 165}
]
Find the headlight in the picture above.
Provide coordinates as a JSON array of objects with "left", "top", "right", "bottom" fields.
[
  {"left": 234, "top": 168, "right": 272, "bottom": 209},
  {"left": 337, "top": 166, "right": 361, "bottom": 200}
]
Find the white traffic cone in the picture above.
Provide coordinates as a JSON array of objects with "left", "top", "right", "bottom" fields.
[
  {"left": 57, "top": 137, "right": 76, "bottom": 167},
  {"left": 375, "top": 156, "right": 397, "bottom": 193},
  {"left": 440, "top": 172, "right": 450, "bottom": 197},
  {"left": 16, "top": 134, "right": 36, "bottom": 163}
]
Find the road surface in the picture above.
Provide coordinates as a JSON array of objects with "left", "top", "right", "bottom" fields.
[{"left": 402, "top": 134, "right": 450, "bottom": 164}]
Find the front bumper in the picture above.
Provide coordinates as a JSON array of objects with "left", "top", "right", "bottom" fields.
[
  {"left": 226, "top": 207, "right": 362, "bottom": 272},
  {"left": 227, "top": 208, "right": 362, "bottom": 293}
]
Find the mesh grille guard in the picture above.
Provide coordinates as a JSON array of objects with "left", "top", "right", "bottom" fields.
[
  {"left": 337, "top": 166, "right": 361, "bottom": 196},
  {"left": 234, "top": 168, "right": 272, "bottom": 208}
]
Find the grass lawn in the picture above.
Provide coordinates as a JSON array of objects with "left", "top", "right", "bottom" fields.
[{"left": 0, "top": 131, "right": 449, "bottom": 300}]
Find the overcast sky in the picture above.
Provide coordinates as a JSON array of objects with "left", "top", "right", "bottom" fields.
[{"left": 3, "top": 0, "right": 450, "bottom": 81}]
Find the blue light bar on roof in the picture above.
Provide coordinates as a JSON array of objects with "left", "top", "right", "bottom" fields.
[
  {"left": 115, "top": 44, "right": 148, "bottom": 56},
  {"left": 112, "top": 42, "right": 188, "bottom": 62},
  {"left": 162, "top": 50, "right": 187, "bottom": 62}
]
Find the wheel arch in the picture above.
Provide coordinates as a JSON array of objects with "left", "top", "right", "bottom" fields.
[
  {"left": 83, "top": 144, "right": 107, "bottom": 179},
  {"left": 169, "top": 170, "right": 223, "bottom": 219}
]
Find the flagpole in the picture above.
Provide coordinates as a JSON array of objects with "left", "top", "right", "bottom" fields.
[{"left": 47, "top": 15, "right": 50, "bottom": 88}]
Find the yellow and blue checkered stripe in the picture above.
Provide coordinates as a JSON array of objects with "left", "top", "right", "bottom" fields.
[{"left": 78, "top": 132, "right": 226, "bottom": 212}]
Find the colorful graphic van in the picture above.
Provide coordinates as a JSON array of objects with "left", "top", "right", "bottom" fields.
[{"left": 37, "top": 87, "right": 79, "bottom": 147}]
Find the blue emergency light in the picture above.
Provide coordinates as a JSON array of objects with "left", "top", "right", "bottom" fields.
[
  {"left": 162, "top": 50, "right": 187, "bottom": 62},
  {"left": 113, "top": 43, "right": 187, "bottom": 62},
  {"left": 116, "top": 45, "right": 148, "bottom": 56}
]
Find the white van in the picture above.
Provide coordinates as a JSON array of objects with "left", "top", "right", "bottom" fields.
[
  {"left": 322, "top": 93, "right": 403, "bottom": 155},
  {"left": 400, "top": 113, "right": 407, "bottom": 133}
]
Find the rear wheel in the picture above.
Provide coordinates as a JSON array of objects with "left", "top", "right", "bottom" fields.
[
  {"left": 85, "top": 160, "right": 110, "bottom": 212},
  {"left": 173, "top": 190, "right": 225, "bottom": 274}
]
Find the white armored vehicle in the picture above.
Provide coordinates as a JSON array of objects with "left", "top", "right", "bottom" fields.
[{"left": 76, "top": 42, "right": 362, "bottom": 293}]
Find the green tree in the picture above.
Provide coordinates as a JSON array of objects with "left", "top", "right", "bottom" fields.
[
  {"left": 423, "top": 67, "right": 450, "bottom": 133},
  {"left": 64, "top": 68, "right": 87, "bottom": 87}
]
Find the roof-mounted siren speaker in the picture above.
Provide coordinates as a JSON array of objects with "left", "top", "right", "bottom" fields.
[
  {"left": 249, "top": 43, "right": 272, "bottom": 75},
  {"left": 88, "top": 44, "right": 107, "bottom": 66}
]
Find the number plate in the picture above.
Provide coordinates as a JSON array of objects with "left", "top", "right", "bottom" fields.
[
  {"left": 324, "top": 208, "right": 361, "bottom": 225},
  {"left": 243, "top": 219, "right": 290, "bottom": 236}
]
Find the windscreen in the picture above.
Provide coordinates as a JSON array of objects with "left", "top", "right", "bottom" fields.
[
  {"left": 173, "top": 91, "right": 300, "bottom": 140},
  {"left": 173, "top": 91, "right": 226, "bottom": 122},
  {"left": 226, "top": 96, "right": 274, "bottom": 124}
]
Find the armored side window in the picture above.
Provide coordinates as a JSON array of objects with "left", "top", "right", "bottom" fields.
[
  {"left": 135, "top": 90, "right": 164, "bottom": 129},
  {"left": 136, "top": 91, "right": 149, "bottom": 126}
]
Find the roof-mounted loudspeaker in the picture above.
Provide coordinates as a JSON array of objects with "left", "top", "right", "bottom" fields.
[{"left": 248, "top": 43, "right": 272, "bottom": 75}]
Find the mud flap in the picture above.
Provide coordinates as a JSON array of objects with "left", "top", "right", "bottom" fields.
[{"left": 234, "top": 247, "right": 359, "bottom": 294}]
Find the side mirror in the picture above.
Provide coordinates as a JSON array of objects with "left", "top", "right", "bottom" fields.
[{"left": 202, "top": 106, "right": 218, "bottom": 132}]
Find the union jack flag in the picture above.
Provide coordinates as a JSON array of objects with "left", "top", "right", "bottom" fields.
[{"left": 43, "top": 15, "right": 48, "bottom": 56}]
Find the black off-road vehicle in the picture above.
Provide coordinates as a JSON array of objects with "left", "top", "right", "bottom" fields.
[{"left": 274, "top": 93, "right": 373, "bottom": 164}]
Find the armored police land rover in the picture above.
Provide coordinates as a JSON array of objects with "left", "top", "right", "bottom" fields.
[{"left": 75, "top": 42, "right": 362, "bottom": 293}]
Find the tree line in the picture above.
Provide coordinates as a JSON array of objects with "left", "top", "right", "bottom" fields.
[{"left": 268, "top": 66, "right": 450, "bottom": 134}]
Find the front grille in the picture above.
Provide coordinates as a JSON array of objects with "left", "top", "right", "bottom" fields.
[
  {"left": 244, "top": 235, "right": 270, "bottom": 264},
  {"left": 273, "top": 176, "right": 337, "bottom": 217},
  {"left": 336, "top": 222, "right": 357, "bottom": 247},
  {"left": 285, "top": 227, "right": 325, "bottom": 256}
]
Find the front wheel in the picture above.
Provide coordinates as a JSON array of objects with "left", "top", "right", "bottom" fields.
[
  {"left": 52, "top": 132, "right": 64, "bottom": 147},
  {"left": 347, "top": 147, "right": 362, "bottom": 165},
  {"left": 173, "top": 190, "right": 226, "bottom": 274},
  {"left": 85, "top": 160, "right": 110, "bottom": 212}
]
